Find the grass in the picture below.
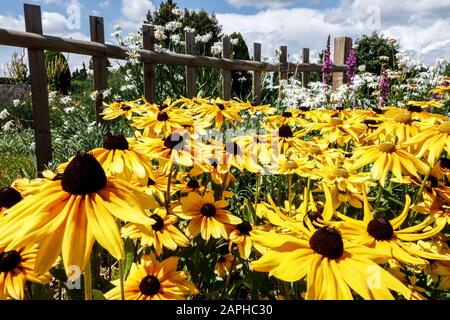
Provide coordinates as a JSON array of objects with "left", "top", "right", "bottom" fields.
[{"left": 0, "top": 152, "right": 36, "bottom": 186}]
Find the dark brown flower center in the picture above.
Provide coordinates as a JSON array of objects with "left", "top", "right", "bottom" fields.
[
  {"left": 217, "top": 103, "right": 225, "bottom": 111},
  {"left": 0, "top": 250, "right": 21, "bottom": 272},
  {"left": 278, "top": 124, "right": 293, "bottom": 138},
  {"left": 158, "top": 104, "right": 169, "bottom": 111},
  {"left": 378, "top": 141, "right": 396, "bottom": 153},
  {"left": 147, "top": 178, "right": 156, "bottom": 186},
  {"left": 309, "top": 227, "right": 344, "bottom": 259},
  {"left": 120, "top": 105, "right": 131, "bottom": 111},
  {"left": 371, "top": 107, "right": 383, "bottom": 114},
  {"left": 139, "top": 275, "right": 161, "bottom": 296},
  {"left": 225, "top": 142, "right": 241, "bottom": 156},
  {"left": 306, "top": 210, "right": 323, "bottom": 223},
  {"left": 157, "top": 111, "right": 169, "bottom": 121},
  {"left": 367, "top": 217, "right": 394, "bottom": 240},
  {"left": 209, "top": 158, "right": 218, "bottom": 168},
  {"left": 282, "top": 111, "right": 292, "bottom": 118},
  {"left": 440, "top": 158, "right": 450, "bottom": 170},
  {"left": 236, "top": 221, "right": 252, "bottom": 235},
  {"left": 200, "top": 203, "right": 216, "bottom": 217},
  {"left": 298, "top": 106, "right": 310, "bottom": 112},
  {"left": 0, "top": 187, "right": 22, "bottom": 208},
  {"left": 103, "top": 134, "right": 129, "bottom": 150},
  {"left": 150, "top": 214, "right": 164, "bottom": 232},
  {"left": 187, "top": 179, "right": 200, "bottom": 189},
  {"left": 52, "top": 173, "right": 63, "bottom": 181},
  {"left": 163, "top": 133, "right": 186, "bottom": 150},
  {"left": 217, "top": 256, "right": 226, "bottom": 263},
  {"left": 61, "top": 154, "right": 107, "bottom": 195},
  {"left": 407, "top": 105, "right": 422, "bottom": 113}
]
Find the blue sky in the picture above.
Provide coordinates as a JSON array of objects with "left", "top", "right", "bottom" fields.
[{"left": 0, "top": 0, "right": 449, "bottom": 75}]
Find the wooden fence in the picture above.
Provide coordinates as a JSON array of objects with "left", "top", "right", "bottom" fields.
[{"left": 0, "top": 3, "right": 352, "bottom": 172}]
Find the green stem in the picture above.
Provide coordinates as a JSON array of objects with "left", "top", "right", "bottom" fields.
[
  {"left": 165, "top": 164, "right": 174, "bottom": 211},
  {"left": 84, "top": 259, "right": 93, "bottom": 300},
  {"left": 376, "top": 184, "right": 383, "bottom": 207},
  {"left": 254, "top": 173, "right": 261, "bottom": 210},
  {"left": 220, "top": 252, "right": 237, "bottom": 300},
  {"left": 119, "top": 259, "right": 125, "bottom": 300},
  {"left": 413, "top": 172, "right": 430, "bottom": 204},
  {"left": 288, "top": 174, "right": 293, "bottom": 217}
]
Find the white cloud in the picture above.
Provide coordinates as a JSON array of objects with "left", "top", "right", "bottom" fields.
[
  {"left": 115, "top": 0, "right": 155, "bottom": 32},
  {"left": 99, "top": 0, "right": 110, "bottom": 8},
  {"left": 217, "top": 1, "right": 450, "bottom": 65},
  {"left": 227, "top": 0, "right": 298, "bottom": 9}
]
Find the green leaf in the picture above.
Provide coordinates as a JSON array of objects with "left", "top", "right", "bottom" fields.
[
  {"left": 122, "top": 238, "right": 135, "bottom": 280},
  {"left": 30, "top": 283, "right": 53, "bottom": 300},
  {"left": 93, "top": 289, "right": 107, "bottom": 300}
]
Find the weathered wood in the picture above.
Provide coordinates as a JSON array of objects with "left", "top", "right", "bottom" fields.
[
  {"left": 222, "top": 36, "right": 232, "bottom": 99},
  {"left": 185, "top": 31, "right": 196, "bottom": 98},
  {"left": 90, "top": 16, "right": 107, "bottom": 123},
  {"left": 333, "top": 37, "right": 352, "bottom": 89},
  {"left": 302, "top": 48, "right": 310, "bottom": 87},
  {"left": 278, "top": 46, "right": 287, "bottom": 99},
  {"left": 0, "top": 28, "right": 349, "bottom": 73},
  {"left": 142, "top": 24, "right": 156, "bottom": 102},
  {"left": 24, "top": 4, "right": 52, "bottom": 173},
  {"left": 252, "top": 43, "right": 261, "bottom": 103}
]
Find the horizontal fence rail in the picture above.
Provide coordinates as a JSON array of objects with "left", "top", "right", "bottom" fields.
[
  {"left": 0, "top": 3, "right": 352, "bottom": 173},
  {"left": 0, "top": 29, "right": 349, "bottom": 73}
]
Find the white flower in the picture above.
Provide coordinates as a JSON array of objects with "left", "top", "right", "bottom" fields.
[
  {"left": 102, "top": 89, "right": 111, "bottom": 98},
  {"left": 64, "top": 106, "right": 75, "bottom": 113},
  {"left": 196, "top": 32, "right": 212, "bottom": 44},
  {"left": 165, "top": 21, "right": 182, "bottom": 32},
  {"left": 86, "top": 69, "right": 94, "bottom": 76},
  {"left": 2, "top": 120, "right": 14, "bottom": 131},
  {"left": 48, "top": 91, "right": 58, "bottom": 103},
  {"left": 230, "top": 38, "right": 239, "bottom": 46},
  {"left": 60, "top": 96, "right": 72, "bottom": 104},
  {"left": 358, "top": 65, "right": 366, "bottom": 72},
  {"left": 171, "top": 8, "right": 182, "bottom": 16},
  {"left": 170, "top": 34, "right": 181, "bottom": 45},
  {"left": 12, "top": 99, "right": 20, "bottom": 107},
  {"left": 184, "top": 26, "right": 195, "bottom": 33},
  {"left": 0, "top": 109, "right": 10, "bottom": 120},
  {"left": 211, "top": 41, "right": 222, "bottom": 56},
  {"left": 127, "top": 49, "right": 140, "bottom": 64},
  {"left": 154, "top": 30, "right": 167, "bottom": 41}
]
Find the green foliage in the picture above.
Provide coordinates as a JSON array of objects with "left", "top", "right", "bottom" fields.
[
  {"left": 6, "top": 51, "right": 28, "bottom": 84},
  {"left": 45, "top": 51, "right": 71, "bottom": 95},
  {"left": 230, "top": 33, "right": 252, "bottom": 100},
  {"left": 354, "top": 32, "right": 399, "bottom": 75}
]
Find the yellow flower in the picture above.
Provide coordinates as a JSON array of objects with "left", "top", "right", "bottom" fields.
[
  {"left": 0, "top": 245, "right": 51, "bottom": 300},
  {"left": 0, "top": 154, "right": 157, "bottom": 277},
  {"left": 176, "top": 192, "right": 242, "bottom": 241},
  {"left": 101, "top": 100, "right": 142, "bottom": 121},
  {"left": 432, "top": 85, "right": 450, "bottom": 95},
  {"left": 407, "top": 100, "right": 443, "bottom": 109},
  {"left": 122, "top": 208, "right": 189, "bottom": 256},
  {"left": 351, "top": 140, "right": 429, "bottom": 185},
  {"left": 228, "top": 221, "right": 266, "bottom": 259},
  {"left": 132, "top": 107, "right": 193, "bottom": 137},
  {"left": 214, "top": 254, "right": 234, "bottom": 278},
  {"left": 105, "top": 254, "right": 198, "bottom": 300},
  {"left": 192, "top": 98, "right": 242, "bottom": 130}
]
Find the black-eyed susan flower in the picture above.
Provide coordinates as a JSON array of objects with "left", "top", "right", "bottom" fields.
[
  {"left": 335, "top": 189, "right": 449, "bottom": 267},
  {"left": 77, "top": 134, "right": 156, "bottom": 181},
  {"left": 407, "top": 100, "right": 443, "bottom": 109},
  {"left": 0, "top": 245, "right": 51, "bottom": 300},
  {"left": 214, "top": 254, "right": 234, "bottom": 278},
  {"left": 132, "top": 107, "right": 194, "bottom": 137},
  {"left": 192, "top": 98, "right": 242, "bottom": 130},
  {"left": 228, "top": 221, "right": 266, "bottom": 259},
  {"left": 176, "top": 192, "right": 242, "bottom": 241},
  {"left": 0, "top": 187, "right": 22, "bottom": 217},
  {"left": 122, "top": 208, "right": 189, "bottom": 256},
  {"left": 431, "top": 261, "right": 450, "bottom": 290},
  {"left": 105, "top": 254, "right": 198, "bottom": 300},
  {"left": 351, "top": 140, "right": 429, "bottom": 185},
  {"left": 134, "top": 169, "right": 169, "bottom": 203},
  {"left": 251, "top": 226, "right": 413, "bottom": 300},
  {"left": 101, "top": 100, "right": 141, "bottom": 121},
  {"left": 0, "top": 154, "right": 157, "bottom": 276}
]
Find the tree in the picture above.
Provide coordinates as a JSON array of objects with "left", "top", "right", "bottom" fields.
[
  {"left": 45, "top": 51, "right": 71, "bottom": 94},
  {"left": 354, "top": 32, "right": 399, "bottom": 75},
  {"left": 229, "top": 33, "right": 252, "bottom": 99},
  {"left": 72, "top": 62, "right": 88, "bottom": 81}
]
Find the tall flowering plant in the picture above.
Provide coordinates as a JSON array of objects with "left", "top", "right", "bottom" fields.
[
  {"left": 322, "top": 35, "right": 333, "bottom": 86},
  {"left": 379, "top": 69, "right": 389, "bottom": 107},
  {"left": 345, "top": 48, "right": 357, "bottom": 84}
]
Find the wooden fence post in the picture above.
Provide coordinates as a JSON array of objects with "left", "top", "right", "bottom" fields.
[
  {"left": 89, "top": 16, "right": 107, "bottom": 122},
  {"left": 222, "top": 36, "right": 231, "bottom": 100},
  {"left": 252, "top": 43, "right": 261, "bottom": 103},
  {"left": 302, "top": 48, "right": 310, "bottom": 87},
  {"left": 332, "top": 37, "right": 352, "bottom": 89},
  {"left": 185, "top": 31, "right": 196, "bottom": 98},
  {"left": 278, "top": 45, "right": 287, "bottom": 99},
  {"left": 142, "top": 24, "right": 156, "bottom": 103},
  {"left": 24, "top": 4, "right": 52, "bottom": 173}
]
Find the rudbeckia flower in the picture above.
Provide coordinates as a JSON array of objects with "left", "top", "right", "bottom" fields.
[
  {"left": 407, "top": 100, "right": 443, "bottom": 109},
  {"left": 132, "top": 107, "right": 194, "bottom": 137},
  {"left": 412, "top": 189, "right": 450, "bottom": 226},
  {"left": 228, "top": 221, "right": 266, "bottom": 259},
  {"left": 251, "top": 226, "right": 413, "bottom": 300},
  {"left": 0, "top": 245, "right": 51, "bottom": 300},
  {"left": 403, "top": 121, "right": 450, "bottom": 166},
  {"left": 192, "top": 98, "right": 242, "bottom": 130},
  {"left": 431, "top": 261, "right": 450, "bottom": 290},
  {"left": 0, "top": 187, "right": 22, "bottom": 217},
  {"left": 72, "top": 134, "right": 156, "bottom": 181},
  {"left": 122, "top": 208, "right": 189, "bottom": 256},
  {"left": 351, "top": 140, "right": 429, "bottom": 185},
  {"left": 176, "top": 192, "right": 242, "bottom": 241},
  {"left": 214, "top": 254, "right": 234, "bottom": 277},
  {"left": 432, "top": 85, "right": 450, "bottom": 95},
  {"left": 0, "top": 153, "right": 157, "bottom": 276},
  {"left": 105, "top": 254, "right": 198, "bottom": 300},
  {"left": 238, "top": 100, "right": 275, "bottom": 116},
  {"left": 335, "top": 189, "right": 449, "bottom": 266},
  {"left": 101, "top": 100, "right": 142, "bottom": 121}
]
